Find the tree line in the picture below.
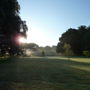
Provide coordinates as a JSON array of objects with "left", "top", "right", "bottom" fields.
[
  {"left": 21, "top": 43, "right": 57, "bottom": 56},
  {"left": 56, "top": 25, "right": 90, "bottom": 56}
]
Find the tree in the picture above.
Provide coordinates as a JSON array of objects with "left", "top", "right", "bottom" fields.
[
  {"left": 41, "top": 50, "right": 45, "bottom": 56},
  {"left": 57, "top": 28, "right": 80, "bottom": 55},
  {"left": 63, "top": 43, "right": 74, "bottom": 56},
  {"left": 23, "top": 43, "right": 39, "bottom": 51},
  {"left": 56, "top": 25, "right": 90, "bottom": 56},
  {"left": 83, "top": 30, "right": 90, "bottom": 51},
  {"left": 56, "top": 42, "right": 64, "bottom": 53},
  {"left": 0, "top": 0, "right": 28, "bottom": 56},
  {"left": 83, "top": 51, "right": 90, "bottom": 57}
]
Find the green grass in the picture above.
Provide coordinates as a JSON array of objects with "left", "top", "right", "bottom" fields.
[{"left": 0, "top": 56, "right": 90, "bottom": 90}]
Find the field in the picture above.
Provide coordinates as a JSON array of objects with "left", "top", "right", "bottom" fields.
[{"left": 0, "top": 56, "right": 90, "bottom": 90}]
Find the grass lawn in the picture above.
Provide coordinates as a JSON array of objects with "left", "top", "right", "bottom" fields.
[{"left": 0, "top": 56, "right": 90, "bottom": 90}]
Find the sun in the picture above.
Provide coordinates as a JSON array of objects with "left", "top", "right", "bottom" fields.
[{"left": 18, "top": 37, "right": 27, "bottom": 43}]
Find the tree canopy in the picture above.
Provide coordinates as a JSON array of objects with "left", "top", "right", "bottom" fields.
[
  {"left": 0, "top": 0, "right": 28, "bottom": 56},
  {"left": 56, "top": 25, "right": 90, "bottom": 56}
]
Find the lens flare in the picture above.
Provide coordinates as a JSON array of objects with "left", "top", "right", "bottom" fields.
[{"left": 18, "top": 37, "right": 27, "bottom": 43}]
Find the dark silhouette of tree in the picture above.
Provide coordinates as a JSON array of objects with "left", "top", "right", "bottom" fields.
[
  {"left": 0, "top": 0, "right": 28, "bottom": 56},
  {"left": 56, "top": 42, "right": 64, "bottom": 53},
  {"left": 83, "top": 30, "right": 90, "bottom": 51},
  {"left": 56, "top": 25, "right": 90, "bottom": 56},
  {"left": 41, "top": 50, "right": 45, "bottom": 56}
]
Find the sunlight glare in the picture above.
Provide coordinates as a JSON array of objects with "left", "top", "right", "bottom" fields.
[
  {"left": 26, "top": 27, "right": 55, "bottom": 46},
  {"left": 19, "top": 37, "right": 27, "bottom": 43}
]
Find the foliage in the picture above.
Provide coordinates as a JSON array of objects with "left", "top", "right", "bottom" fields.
[
  {"left": 22, "top": 43, "right": 57, "bottom": 56},
  {"left": 56, "top": 25, "right": 90, "bottom": 56},
  {"left": 56, "top": 42, "right": 64, "bottom": 53},
  {"left": 41, "top": 50, "right": 45, "bottom": 56},
  {"left": 63, "top": 43, "right": 74, "bottom": 56},
  {"left": 83, "top": 51, "right": 90, "bottom": 57},
  {"left": 23, "top": 43, "right": 39, "bottom": 51},
  {"left": 0, "top": 0, "right": 28, "bottom": 56}
]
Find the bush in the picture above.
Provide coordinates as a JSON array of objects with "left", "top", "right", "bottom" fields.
[
  {"left": 83, "top": 51, "right": 90, "bottom": 57},
  {"left": 41, "top": 50, "right": 45, "bottom": 56},
  {"left": 63, "top": 43, "right": 75, "bottom": 56}
]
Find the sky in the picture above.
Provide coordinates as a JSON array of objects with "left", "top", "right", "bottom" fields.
[{"left": 18, "top": 0, "right": 90, "bottom": 46}]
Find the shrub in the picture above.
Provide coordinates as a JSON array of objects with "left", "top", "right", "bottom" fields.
[{"left": 83, "top": 51, "right": 90, "bottom": 57}]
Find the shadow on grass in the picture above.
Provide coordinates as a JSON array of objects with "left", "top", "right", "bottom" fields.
[{"left": 0, "top": 57, "right": 90, "bottom": 90}]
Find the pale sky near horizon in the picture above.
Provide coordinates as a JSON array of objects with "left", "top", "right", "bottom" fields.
[{"left": 18, "top": 0, "right": 90, "bottom": 46}]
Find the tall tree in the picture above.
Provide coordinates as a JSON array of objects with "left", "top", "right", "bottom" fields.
[
  {"left": 56, "top": 25, "right": 90, "bottom": 56},
  {"left": 0, "top": 0, "right": 28, "bottom": 56}
]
